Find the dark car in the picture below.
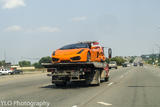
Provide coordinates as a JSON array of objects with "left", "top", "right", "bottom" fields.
[
  {"left": 139, "top": 62, "right": 143, "bottom": 66},
  {"left": 133, "top": 63, "right": 138, "bottom": 66},
  {"left": 122, "top": 63, "right": 127, "bottom": 67},
  {"left": 10, "top": 70, "right": 23, "bottom": 75}
]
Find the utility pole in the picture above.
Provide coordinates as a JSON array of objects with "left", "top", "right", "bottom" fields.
[
  {"left": 152, "top": 48, "right": 155, "bottom": 65},
  {"left": 4, "top": 49, "right": 6, "bottom": 68},
  {"left": 158, "top": 47, "right": 160, "bottom": 65},
  {"left": 4, "top": 50, "right": 6, "bottom": 62},
  {"left": 155, "top": 44, "right": 160, "bottom": 65}
]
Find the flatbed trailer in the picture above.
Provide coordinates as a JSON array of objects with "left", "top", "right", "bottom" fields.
[{"left": 42, "top": 62, "right": 109, "bottom": 86}]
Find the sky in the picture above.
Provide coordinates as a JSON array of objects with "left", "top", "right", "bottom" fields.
[{"left": 0, "top": 0, "right": 160, "bottom": 64}]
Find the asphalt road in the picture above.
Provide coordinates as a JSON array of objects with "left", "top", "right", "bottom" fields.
[{"left": 0, "top": 65, "right": 160, "bottom": 107}]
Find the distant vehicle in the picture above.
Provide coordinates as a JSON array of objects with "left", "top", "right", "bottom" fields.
[
  {"left": 109, "top": 61, "right": 117, "bottom": 69},
  {"left": 139, "top": 62, "right": 143, "bottom": 66},
  {"left": 10, "top": 70, "right": 23, "bottom": 75},
  {"left": 0, "top": 69, "right": 12, "bottom": 75},
  {"left": 122, "top": 62, "right": 131, "bottom": 67},
  {"left": 122, "top": 63, "right": 127, "bottom": 67},
  {"left": 133, "top": 63, "right": 138, "bottom": 66},
  {"left": 52, "top": 41, "right": 106, "bottom": 63},
  {"left": 127, "top": 63, "right": 131, "bottom": 67}
]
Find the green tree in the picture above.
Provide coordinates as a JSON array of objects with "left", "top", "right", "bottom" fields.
[
  {"left": 19, "top": 60, "right": 31, "bottom": 67},
  {"left": 110, "top": 56, "right": 126, "bottom": 66},
  {"left": 147, "top": 60, "right": 154, "bottom": 65},
  {"left": 0, "top": 61, "right": 2, "bottom": 67},
  {"left": 32, "top": 62, "right": 42, "bottom": 68},
  {"left": 39, "top": 56, "right": 52, "bottom": 64},
  {"left": 129, "top": 58, "right": 134, "bottom": 63},
  {"left": 0, "top": 60, "right": 6, "bottom": 67},
  {"left": 33, "top": 56, "right": 52, "bottom": 68}
]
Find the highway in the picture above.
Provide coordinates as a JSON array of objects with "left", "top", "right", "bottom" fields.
[{"left": 0, "top": 65, "right": 160, "bottom": 107}]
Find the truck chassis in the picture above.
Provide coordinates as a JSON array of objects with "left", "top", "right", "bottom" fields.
[{"left": 42, "top": 62, "right": 109, "bottom": 86}]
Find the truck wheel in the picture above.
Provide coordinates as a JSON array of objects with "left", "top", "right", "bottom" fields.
[
  {"left": 85, "top": 80, "right": 90, "bottom": 86},
  {"left": 55, "top": 82, "right": 66, "bottom": 87},
  {"left": 55, "top": 84, "right": 61, "bottom": 87},
  {"left": 87, "top": 52, "right": 91, "bottom": 62}
]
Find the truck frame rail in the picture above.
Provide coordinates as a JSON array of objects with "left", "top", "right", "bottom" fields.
[{"left": 42, "top": 62, "right": 106, "bottom": 69}]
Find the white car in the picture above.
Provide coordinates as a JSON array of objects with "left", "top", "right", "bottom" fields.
[
  {"left": 0, "top": 69, "right": 12, "bottom": 75},
  {"left": 127, "top": 63, "right": 131, "bottom": 67},
  {"left": 109, "top": 61, "right": 118, "bottom": 69}
]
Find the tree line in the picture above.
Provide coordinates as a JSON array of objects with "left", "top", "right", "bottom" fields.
[
  {"left": 18, "top": 56, "right": 52, "bottom": 68},
  {"left": 106, "top": 56, "right": 135, "bottom": 66}
]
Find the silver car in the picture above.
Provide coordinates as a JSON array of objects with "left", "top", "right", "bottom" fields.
[{"left": 109, "top": 61, "right": 117, "bottom": 69}]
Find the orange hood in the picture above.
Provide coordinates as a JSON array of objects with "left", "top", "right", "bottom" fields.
[{"left": 55, "top": 49, "right": 83, "bottom": 55}]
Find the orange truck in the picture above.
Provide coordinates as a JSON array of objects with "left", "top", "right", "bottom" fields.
[{"left": 43, "top": 41, "right": 111, "bottom": 86}]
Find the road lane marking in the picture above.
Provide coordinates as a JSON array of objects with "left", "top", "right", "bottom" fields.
[
  {"left": 97, "top": 102, "right": 112, "bottom": 106},
  {"left": 120, "top": 75, "right": 124, "bottom": 78},
  {"left": 72, "top": 105, "right": 77, "bottom": 107},
  {"left": 108, "top": 82, "right": 113, "bottom": 86}
]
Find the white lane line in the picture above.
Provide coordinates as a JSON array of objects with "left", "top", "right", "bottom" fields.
[
  {"left": 120, "top": 75, "right": 124, "bottom": 78},
  {"left": 72, "top": 105, "right": 77, "bottom": 107},
  {"left": 97, "top": 102, "right": 112, "bottom": 106},
  {"left": 108, "top": 82, "right": 113, "bottom": 86}
]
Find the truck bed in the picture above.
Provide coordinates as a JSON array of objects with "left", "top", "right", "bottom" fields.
[{"left": 42, "top": 62, "right": 106, "bottom": 69}]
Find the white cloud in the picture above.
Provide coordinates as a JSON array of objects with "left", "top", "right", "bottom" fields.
[
  {"left": 4, "top": 25, "right": 22, "bottom": 32},
  {"left": 2, "top": 0, "right": 26, "bottom": 9},
  {"left": 4, "top": 25, "right": 61, "bottom": 33},
  {"left": 71, "top": 16, "right": 87, "bottom": 22},
  {"left": 37, "top": 26, "right": 61, "bottom": 32}
]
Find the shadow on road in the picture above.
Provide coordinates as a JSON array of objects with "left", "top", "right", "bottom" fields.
[
  {"left": 40, "top": 82, "right": 101, "bottom": 89},
  {"left": 128, "top": 85, "right": 160, "bottom": 88}
]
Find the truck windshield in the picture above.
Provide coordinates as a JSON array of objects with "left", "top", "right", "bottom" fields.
[{"left": 60, "top": 43, "right": 89, "bottom": 50}]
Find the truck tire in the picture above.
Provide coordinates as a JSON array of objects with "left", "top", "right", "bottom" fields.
[{"left": 55, "top": 82, "right": 66, "bottom": 87}]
